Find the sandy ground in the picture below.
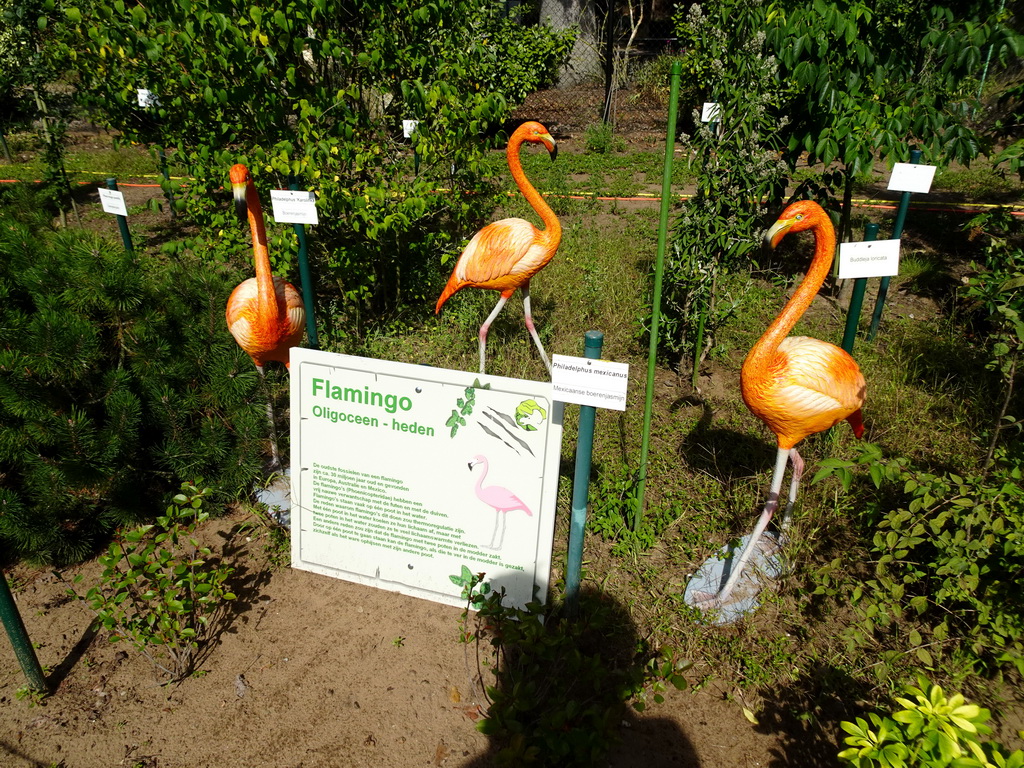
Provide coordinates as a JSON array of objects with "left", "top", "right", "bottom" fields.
[{"left": 2, "top": 507, "right": 822, "bottom": 768}]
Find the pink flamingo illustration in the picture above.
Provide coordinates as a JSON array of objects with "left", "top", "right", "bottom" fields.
[{"left": 468, "top": 455, "right": 533, "bottom": 549}]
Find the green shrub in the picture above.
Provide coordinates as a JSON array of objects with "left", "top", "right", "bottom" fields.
[
  {"left": 0, "top": 201, "right": 267, "bottom": 564},
  {"left": 67, "top": 481, "right": 237, "bottom": 682},
  {"left": 813, "top": 444, "right": 1024, "bottom": 682}
]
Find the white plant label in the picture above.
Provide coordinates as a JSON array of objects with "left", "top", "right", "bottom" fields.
[
  {"left": 290, "top": 348, "right": 563, "bottom": 611},
  {"left": 136, "top": 88, "right": 158, "bottom": 108},
  {"left": 270, "top": 189, "right": 319, "bottom": 225},
  {"left": 98, "top": 188, "right": 128, "bottom": 217},
  {"left": 701, "top": 102, "right": 721, "bottom": 123},
  {"left": 838, "top": 238, "right": 901, "bottom": 280},
  {"left": 551, "top": 355, "right": 629, "bottom": 411},
  {"left": 403, "top": 119, "right": 420, "bottom": 138},
  {"left": 888, "top": 163, "right": 936, "bottom": 194}
]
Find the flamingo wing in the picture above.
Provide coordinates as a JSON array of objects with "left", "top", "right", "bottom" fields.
[
  {"left": 478, "top": 486, "right": 534, "bottom": 516},
  {"left": 743, "top": 336, "right": 865, "bottom": 448},
  {"left": 226, "top": 276, "right": 305, "bottom": 367},
  {"left": 457, "top": 218, "right": 550, "bottom": 286}
]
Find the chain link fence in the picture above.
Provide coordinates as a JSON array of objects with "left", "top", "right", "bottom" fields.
[{"left": 509, "top": 0, "right": 680, "bottom": 138}]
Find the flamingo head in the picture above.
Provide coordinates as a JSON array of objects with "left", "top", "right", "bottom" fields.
[
  {"left": 765, "top": 200, "right": 829, "bottom": 249},
  {"left": 229, "top": 163, "right": 252, "bottom": 222},
  {"left": 467, "top": 454, "right": 487, "bottom": 471},
  {"left": 514, "top": 121, "right": 557, "bottom": 161}
]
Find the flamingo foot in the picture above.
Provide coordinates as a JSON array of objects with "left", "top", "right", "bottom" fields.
[{"left": 684, "top": 531, "right": 786, "bottom": 624}]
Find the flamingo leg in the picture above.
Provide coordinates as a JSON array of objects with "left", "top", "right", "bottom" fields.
[
  {"left": 780, "top": 449, "right": 804, "bottom": 533},
  {"left": 520, "top": 283, "right": 552, "bottom": 375},
  {"left": 488, "top": 511, "right": 506, "bottom": 549},
  {"left": 256, "top": 365, "right": 282, "bottom": 471},
  {"left": 478, "top": 295, "right": 510, "bottom": 375},
  {"left": 698, "top": 447, "right": 790, "bottom": 609}
]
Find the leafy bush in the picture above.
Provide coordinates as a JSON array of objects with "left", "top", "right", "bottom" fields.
[
  {"left": 67, "top": 481, "right": 236, "bottom": 682},
  {"left": 661, "top": 0, "right": 788, "bottom": 378},
  {"left": 57, "top": 0, "right": 573, "bottom": 332},
  {"left": 839, "top": 676, "right": 1024, "bottom": 767},
  {"left": 0, "top": 199, "right": 267, "bottom": 564},
  {"left": 813, "top": 443, "right": 1024, "bottom": 682}
]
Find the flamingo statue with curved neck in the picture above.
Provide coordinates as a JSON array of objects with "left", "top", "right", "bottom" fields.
[
  {"left": 695, "top": 200, "right": 866, "bottom": 612},
  {"left": 468, "top": 455, "right": 533, "bottom": 550},
  {"left": 435, "top": 121, "right": 560, "bottom": 376},
  {"left": 225, "top": 163, "right": 305, "bottom": 468}
]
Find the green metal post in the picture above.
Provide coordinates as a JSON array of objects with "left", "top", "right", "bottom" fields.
[
  {"left": 105, "top": 178, "right": 134, "bottom": 254},
  {"left": 1, "top": 571, "right": 48, "bottom": 694},
  {"left": 565, "top": 330, "right": 604, "bottom": 612},
  {"left": 288, "top": 176, "right": 319, "bottom": 350},
  {"left": 868, "top": 149, "right": 921, "bottom": 341},
  {"left": 840, "top": 223, "right": 879, "bottom": 353},
  {"left": 634, "top": 60, "right": 681, "bottom": 532}
]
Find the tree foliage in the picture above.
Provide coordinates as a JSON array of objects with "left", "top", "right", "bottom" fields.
[
  {"left": 58, "top": 0, "right": 575, "bottom": 331},
  {"left": 0, "top": 195, "right": 267, "bottom": 564}
]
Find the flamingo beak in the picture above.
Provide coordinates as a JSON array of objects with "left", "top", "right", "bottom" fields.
[
  {"left": 232, "top": 179, "right": 248, "bottom": 222},
  {"left": 765, "top": 218, "right": 793, "bottom": 249},
  {"left": 541, "top": 133, "right": 557, "bottom": 161}
]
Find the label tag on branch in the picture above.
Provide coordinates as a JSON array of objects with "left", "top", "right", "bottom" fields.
[
  {"left": 838, "top": 239, "right": 901, "bottom": 280},
  {"left": 136, "top": 88, "right": 159, "bottom": 108},
  {"left": 271, "top": 189, "right": 319, "bottom": 225},
  {"left": 888, "top": 163, "right": 936, "bottom": 194},
  {"left": 98, "top": 188, "right": 128, "bottom": 217},
  {"left": 403, "top": 120, "right": 420, "bottom": 138},
  {"left": 700, "top": 102, "right": 721, "bottom": 123},
  {"left": 551, "top": 355, "right": 629, "bottom": 411}
]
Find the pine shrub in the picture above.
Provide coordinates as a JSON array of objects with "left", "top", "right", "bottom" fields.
[{"left": 0, "top": 199, "right": 268, "bottom": 564}]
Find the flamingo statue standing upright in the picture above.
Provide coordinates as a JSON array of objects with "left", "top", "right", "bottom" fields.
[
  {"left": 694, "top": 200, "right": 866, "bottom": 612},
  {"left": 468, "top": 455, "right": 533, "bottom": 550},
  {"left": 225, "top": 163, "right": 305, "bottom": 468},
  {"left": 435, "top": 121, "right": 560, "bottom": 376}
]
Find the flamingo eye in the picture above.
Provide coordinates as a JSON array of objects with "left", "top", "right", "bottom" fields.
[{"left": 795, "top": 214, "right": 804, "bottom": 221}]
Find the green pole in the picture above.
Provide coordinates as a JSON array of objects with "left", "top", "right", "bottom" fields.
[
  {"left": 840, "top": 223, "right": 879, "bottom": 353},
  {"left": 634, "top": 60, "right": 681, "bottom": 532},
  {"left": 1, "top": 571, "right": 48, "bottom": 694},
  {"left": 288, "top": 175, "right": 319, "bottom": 350},
  {"left": 565, "top": 330, "right": 604, "bottom": 612},
  {"left": 106, "top": 178, "right": 134, "bottom": 254},
  {"left": 868, "top": 148, "right": 921, "bottom": 341}
]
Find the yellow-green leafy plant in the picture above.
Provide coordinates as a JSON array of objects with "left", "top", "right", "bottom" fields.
[{"left": 839, "top": 676, "right": 1024, "bottom": 767}]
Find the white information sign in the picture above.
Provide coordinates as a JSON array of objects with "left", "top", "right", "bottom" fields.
[
  {"left": 290, "top": 348, "right": 563, "bottom": 611},
  {"left": 270, "top": 189, "right": 319, "bottom": 225},
  {"left": 403, "top": 119, "right": 420, "bottom": 138},
  {"left": 887, "top": 163, "right": 936, "bottom": 194},
  {"left": 136, "top": 88, "right": 159, "bottom": 108},
  {"left": 838, "top": 238, "right": 901, "bottom": 280},
  {"left": 98, "top": 188, "right": 128, "bottom": 217},
  {"left": 701, "top": 102, "right": 721, "bottom": 123},
  {"left": 551, "top": 355, "right": 629, "bottom": 411}
]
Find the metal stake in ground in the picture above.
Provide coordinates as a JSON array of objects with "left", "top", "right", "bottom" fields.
[
  {"left": 0, "top": 571, "right": 48, "bottom": 694},
  {"left": 635, "top": 59, "right": 681, "bottom": 532},
  {"left": 565, "top": 330, "right": 604, "bottom": 614},
  {"left": 841, "top": 222, "right": 880, "bottom": 353}
]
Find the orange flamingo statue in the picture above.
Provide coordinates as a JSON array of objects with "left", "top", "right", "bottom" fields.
[
  {"left": 435, "top": 121, "right": 560, "bottom": 376},
  {"left": 694, "top": 200, "right": 866, "bottom": 612},
  {"left": 225, "top": 163, "right": 305, "bottom": 468}
]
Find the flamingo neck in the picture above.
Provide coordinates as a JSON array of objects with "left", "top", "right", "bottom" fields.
[
  {"left": 747, "top": 220, "right": 835, "bottom": 366},
  {"left": 508, "top": 136, "right": 560, "bottom": 249},
  {"left": 247, "top": 182, "right": 278, "bottom": 326},
  {"left": 474, "top": 460, "right": 488, "bottom": 492}
]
